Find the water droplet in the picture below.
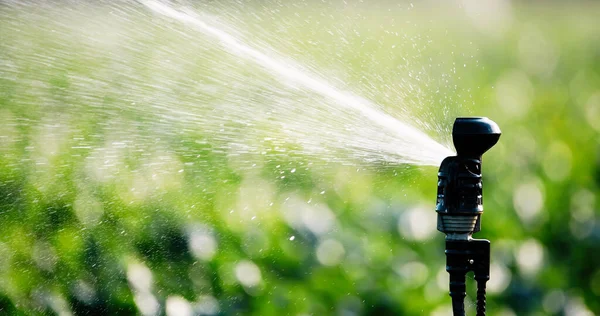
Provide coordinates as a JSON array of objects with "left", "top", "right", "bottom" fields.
[{"left": 289, "top": 236, "right": 295, "bottom": 241}]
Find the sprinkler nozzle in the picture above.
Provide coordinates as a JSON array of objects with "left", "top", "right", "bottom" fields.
[
  {"left": 453, "top": 117, "right": 501, "bottom": 159},
  {"left": 436, "top": 117, "right": 501, "bottom": 239}
]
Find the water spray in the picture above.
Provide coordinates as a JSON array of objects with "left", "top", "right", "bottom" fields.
[
  {"left": 140, "top": 0, "right": 453, "bottom": 166},
  {"left": 436, "top": 117, "right": 501, "bottom": 316}
]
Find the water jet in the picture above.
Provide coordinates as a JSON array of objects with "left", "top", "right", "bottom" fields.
[{"left": 139, "top": 0, "right": 453, "bottom": 167}]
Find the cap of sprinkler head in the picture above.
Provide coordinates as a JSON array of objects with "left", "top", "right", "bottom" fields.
[
  {"left": 452, "top": 117, "right": 501, "bottom": 159},
  {"left": 436, "top": 117, "right": 501, "bottom": 238}
]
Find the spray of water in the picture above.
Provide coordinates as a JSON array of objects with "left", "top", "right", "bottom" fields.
[
  {"left": 0, "top": 0, "right": 454, "bottom": 177},
  {"left": 139, "top": 0, "right": 454, "bottom": 166}
]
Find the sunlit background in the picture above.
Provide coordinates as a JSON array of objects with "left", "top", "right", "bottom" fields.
[{"left": 1, "top": 0, "right": 599, "bottom": 315}]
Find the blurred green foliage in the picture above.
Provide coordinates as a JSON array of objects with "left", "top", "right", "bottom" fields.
[{"left": 1, "top": 1, "right": 600, "bottom": 315}]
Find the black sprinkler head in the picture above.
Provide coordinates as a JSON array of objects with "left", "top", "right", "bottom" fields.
[
  {"left": 436, "top": 117, "right": 501, "bottom": 316},
  {"left": 452, "top": 117, "right": 501, "bottom": 159},
  {"left": 436, "top": 117, "right": 501, "bottom": 238}
]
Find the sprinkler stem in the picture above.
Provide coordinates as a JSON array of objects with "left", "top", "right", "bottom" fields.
[{"left": 446, "top": 239, "right": 490, "bottom": 316}]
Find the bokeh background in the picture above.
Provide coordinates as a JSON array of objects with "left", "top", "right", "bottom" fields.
[{"left": 1, "top": 0, "right": 600, "bottom": 315}]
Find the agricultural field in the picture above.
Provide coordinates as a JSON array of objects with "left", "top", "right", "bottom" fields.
[{"left": 1, "top": 1, "right": 600, "bottom": 315}]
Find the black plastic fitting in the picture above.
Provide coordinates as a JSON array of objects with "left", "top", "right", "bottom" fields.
[{"left": 446, "top": 239, "right": 490, "bottom": 316}]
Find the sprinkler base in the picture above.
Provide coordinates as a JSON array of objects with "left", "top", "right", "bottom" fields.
[{"left": 445, "top": 239, "right": 490, "bottom": 316}]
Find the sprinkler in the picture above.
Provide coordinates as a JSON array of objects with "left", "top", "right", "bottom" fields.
[{"left": 436, "top": 117, "right": 501, "bottom": 316}]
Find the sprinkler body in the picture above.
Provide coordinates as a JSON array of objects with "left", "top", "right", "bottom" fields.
[{"left": 436, "top": 117, "right": 500, "bottom": 316}]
